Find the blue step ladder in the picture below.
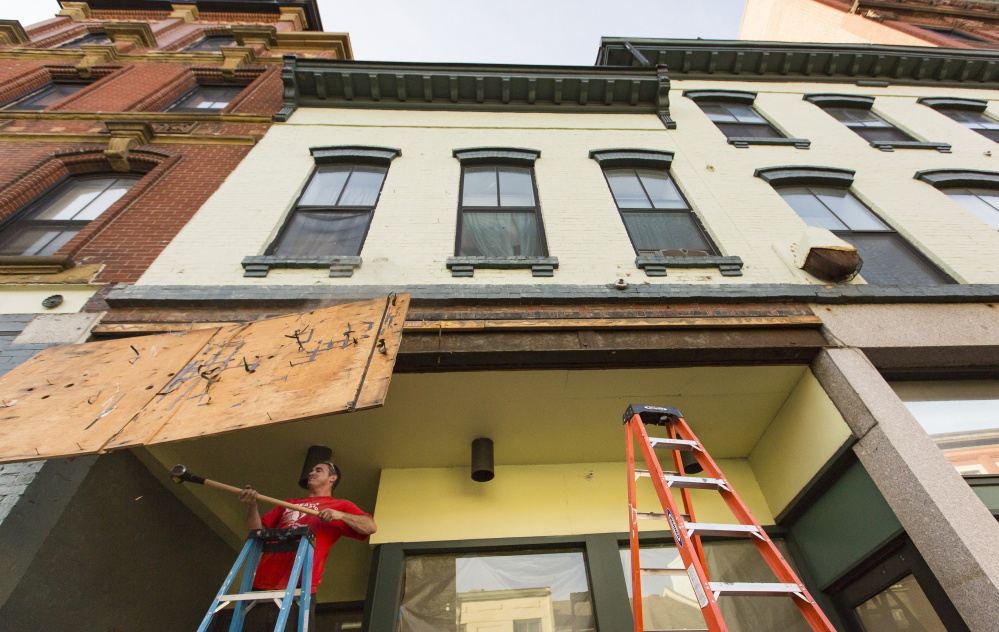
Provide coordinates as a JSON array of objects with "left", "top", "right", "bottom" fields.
[{"left": 197, "top": 526, "right": 315, "bottom": 632}]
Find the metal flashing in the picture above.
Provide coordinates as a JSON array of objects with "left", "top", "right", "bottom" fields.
[
  {"left": 754, "top": 166, "right": 856, "bottom": 188},
  {"left": 682, "top": 89, "right": 758, "bottom": 104},
  {"left": 803, "top": 93, "right": 876, "bottom": 109},
  {"left": 452, "top": 147, "right": 540, "bottom": 165},
  {"left": 915, "top": 168, "right": 999, "bottom": 189},
  {"left": 588, "top": 148, "right": 674, "bottom": 169},
  {"left": 917, "top": 96, "right": 989, "bottom": 112},
  {"left": 310, "top": 145, "right": 400, "bottom": 166}
]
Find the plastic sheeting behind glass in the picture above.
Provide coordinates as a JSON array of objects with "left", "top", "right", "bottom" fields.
[
  {"left": 620, "top": 541, "right": 812, "bottom": 632},
  {"left": 854, "top": 574, "right": 946, "bottom": 632},
  {"left": 399, "top": 550, "right": 593, "bottom": 632}
]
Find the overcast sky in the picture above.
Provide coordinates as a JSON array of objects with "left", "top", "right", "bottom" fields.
[{"left": 0, "top": 0, "right": 748, "bottom": 65}]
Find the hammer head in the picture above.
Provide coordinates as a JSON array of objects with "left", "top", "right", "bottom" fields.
[{"left": 171, "top": 464, "right": 205, "bottom": 485}]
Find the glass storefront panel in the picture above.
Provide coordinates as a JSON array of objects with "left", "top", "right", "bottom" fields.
[
  {"left": 399, "top": 550, "right": 594, "bottom": 632},
  {"left": 619, "top": 541, "right": 811, "bottom": 632},
  {"left": 854, "top": 574, "right": 947, "bottom": 632},
  {"left": 890, "top": 381, "right": 999, "bottom": 475}
]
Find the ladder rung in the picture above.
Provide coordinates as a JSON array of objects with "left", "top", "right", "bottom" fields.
[
  {"left": 637, "top": 511, "right": 691, "bottom": 521},
  {"left": 708, "top": 582, "right": 804, "bottom": 598},
  {"left": 648, "top": 437, "right": 700, "bottom": 451},
  {"left": 639, "top": 567, "right": 687, "bottom": 576},
  {"left": 218, "top": 589, "right": 303, "bottom": 602},
  {"left": 685, "top": 523, "right": 760, "bottom": 538},
  {"left": 635, "top": 468, "right": 678, "bottom": 480},
  {"left": 662, "top": 474, "right": 728, "bottom": 490}
]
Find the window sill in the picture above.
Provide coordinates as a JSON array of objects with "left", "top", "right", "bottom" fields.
[
  {"left": 635, "top": 255, "right": 744, "bottom": 277},
  {"left": 727, "top": 137, "right": 811, "bottom": 149},
  {"left": 869, "top": 141, "right": 951, "bottom": 153},
  {"left": 241, "top": 255, "right": 362, "bottom": 278},
  {"left": 0, "top": 255, "right": 75, "bottom": 275},
  {"left": 446, "top": 256, "right": 559, "bottom": 278}
]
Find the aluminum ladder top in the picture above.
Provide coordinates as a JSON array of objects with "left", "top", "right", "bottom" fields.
[
  {"left": 196, "top": 526, "right": 315, "bottom": 632},
  {"left": 623, "top": 404, "right": 837, "bottom": 632}
]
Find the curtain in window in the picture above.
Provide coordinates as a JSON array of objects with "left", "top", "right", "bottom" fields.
[
  {"left": 622, "top": 212, "right": 711, "bottom": 252},
  {"left": 270, "top": 211, "right": 370, "bottom": 257},
  {"left": 460, "top": 212, "right": 541, "bottom": 257}
]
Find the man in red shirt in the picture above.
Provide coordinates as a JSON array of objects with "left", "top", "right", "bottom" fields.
[{"left": 237, "top": 461, "right": 376, "bottom": 631}]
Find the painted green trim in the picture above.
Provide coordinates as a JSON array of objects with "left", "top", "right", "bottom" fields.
[
  {"left": 584, "top": 534, "right": 633, "bottom": 632},
  {"left": 364, "top": 544, "right": 404, "bottom": 632},
  {"left": 776, "top": 438, "right": 858, "bottom": 525}
]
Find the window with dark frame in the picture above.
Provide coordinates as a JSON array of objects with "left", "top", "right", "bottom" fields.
[
  {"left": 0, "top": 174, "right": 139, "bottom": 256},
  {"left": 184, "top": 34, "right": 237, "bottom": 52},
  {"left": 696, "top": 101, "right": 784, "bottom": 139},
  {"left": 267, "top": 164, "right": 387, "bottom": 257},
  {"left": 944, "top": 188, "right": 999, "bottom": 229},
  {"left": 776, "top": 185, "right": 952, "bottom": 285},
  {"left": 936, "top": 108, "right": 999, "bottom": 142},
  {"left": 819, "top": 106, "right": 915, "bottom": 143},
  {"left": 456, "top": 165, "right": 547, "bottom": 257},
  {"left": 1, "top": 82, "right": 88, "bottom": 111},
  {"left": 163, "top": 85, "right": 243, "bottom": 112},
  {"left": 56, "top": 32, "right": 110, "bottom": 49},
  {"left": 602, "top": 167, "right": 717, "bottom": 255}
]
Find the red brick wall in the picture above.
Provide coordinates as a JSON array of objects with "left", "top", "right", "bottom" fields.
[{"left": 0, "top": 141, "right": 253, "bottom": 283}]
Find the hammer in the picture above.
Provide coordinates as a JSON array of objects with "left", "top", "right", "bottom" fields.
[{"left": 171, "top": 464, "right": 321, "bottom": 518}]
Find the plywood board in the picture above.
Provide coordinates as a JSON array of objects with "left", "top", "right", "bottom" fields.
[
  {"left": 0, "top": 295, "right": 409, "bottom": 463},
  {"left": 0, "top": 328, "right": 218, "bottom": 463},
  {"left": 106, "top": 295, "right": 408, "bottom": 449}
]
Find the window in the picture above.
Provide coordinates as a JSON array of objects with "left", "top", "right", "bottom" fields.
[
  {"left": 185, "top": 35, "right": 237, "bottom": 52},
  {"left": 918, "top": 97, "right": 999, "bottom": 142},
  {"left": 57, "top": 32, "right": 110, "bottom": 49},
  {"left": 0, "top": 175, "right": 139, "bottom": 256},
  {"left": 776, "top": 185, "right": 951, "bottom": 285},
  {"left": 822, "top": 106, "right": 914, "bottom": 143},
  {"left": 457, "top": 165, "right": 546, "bottom": 257},
  {"left": 920, "top": 26, "right": 990, "bottom": 43},
  {"left": 620, "top": 540, "right": 812, "bottom": 632},
  {"left": 943, "top": 189, "right": 999, "bottom": 229},
  {"left": 164, "top": 85, "right": 243, "bottom": 112},
  {"left": 1, "top": 82, "right": 87, "bottom": 111},
  {"left": 602, "top": 168, "right": 716, "bottom": 255},
  {"left": 399, "top": 550, "right": 594, "bottom": 632},
  {"left": 267, "top": 164, "right": 387, "bottom": 257},
  {"left": 697, "top": 101, "right": 783, "bottom": 139}
]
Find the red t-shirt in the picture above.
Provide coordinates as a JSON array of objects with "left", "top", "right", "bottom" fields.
[{"left": 253, "top": 497, "right": 371, "bottom": 593}]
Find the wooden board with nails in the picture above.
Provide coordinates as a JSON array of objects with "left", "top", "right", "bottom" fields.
[{"left": 0, "top": 295, "right": 409, "bottom": 463}]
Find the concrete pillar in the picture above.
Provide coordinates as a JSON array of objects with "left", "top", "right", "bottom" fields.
[{"left": 812, "top": 347, "right": 999, "bottom": 631}]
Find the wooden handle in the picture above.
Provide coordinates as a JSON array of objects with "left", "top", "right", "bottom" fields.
[{"left": 205, "top": 478, "right": 322, "bottom": 518}]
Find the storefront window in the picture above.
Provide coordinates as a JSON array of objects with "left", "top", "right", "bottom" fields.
[
  {"left": 854, "top": 574, "right": 946, "bottom": 632},
  {"left": 890, "top": 381, "right": 999, "bottom": 475},
  {"left": 619, "top": 541, "right": 811, "bottom": 632},
  {"left": 399, "top": 550, "right": 594, "bottom": 632}
]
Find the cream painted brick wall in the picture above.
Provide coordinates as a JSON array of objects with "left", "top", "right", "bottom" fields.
[
  {"left": 140, "top": 82, "right": 999, "bottom": 287},
  {"left": 739, "top": 0, "right": 934, "bottom": 46}
]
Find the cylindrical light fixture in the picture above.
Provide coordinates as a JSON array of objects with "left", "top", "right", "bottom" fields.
[
  {"left": 680, "top": 451, "right": 703, "bottom": 474},
  {"left": 471, "top": 438, "right": 494, "bottom": 482},
  {"left": 299, "top": 445, "right": 333, "bottom": 490}
]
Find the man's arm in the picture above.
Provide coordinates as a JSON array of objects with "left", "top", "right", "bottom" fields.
[
  {"left": 318, "top": 508, "right": 377, "bottom": 535},
  {"left": 239, "top": 485, "right": 263, "bottom": 535}
]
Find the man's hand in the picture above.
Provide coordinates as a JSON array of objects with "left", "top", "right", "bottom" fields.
[
  {"left": 239, "top": 485, "right": 258, "bottom": 507},
  {"left": 318, "top": 508, "right": 336, "bottom": 523}
]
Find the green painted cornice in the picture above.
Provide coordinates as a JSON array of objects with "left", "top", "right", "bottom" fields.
[
  {"left": 597, "top": 38, "right": 999, "bottom": 89},
  {"left": 275, "top": 55, "right": 677, "bottom": 127}
]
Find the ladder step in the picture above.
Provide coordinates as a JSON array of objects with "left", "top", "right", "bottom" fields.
[
  {"left": 684, "top": 523, "right": 760, "bottom": 538},
  {"left": 708, "top": 582, "right": 804, "bottom": 598},
  {"left": 640, "top": 567, "right": 687, "bottom": 576},
  {"left": 635, "top": 468, "right": 678, "bottom": 480},
  {"left": 217, "top": 589, "right": 303, "bottom": 602},
  {"left": 662, "top": 474, "right": 728, "bottom": 490},
  {"left": 648, "top": 437, "right": 700, "bottom": 451},
  {"left": 637, "top": 511, "right": 691, "bottom": 521}
]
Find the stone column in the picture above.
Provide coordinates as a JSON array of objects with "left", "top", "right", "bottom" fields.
[{"left": 812, "top": 347, "right": 999, "bottom": 631}]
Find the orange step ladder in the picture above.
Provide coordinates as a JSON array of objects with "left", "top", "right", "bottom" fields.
[{"left": 623, "top": 404, "right": 836, "bottom": 632}]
